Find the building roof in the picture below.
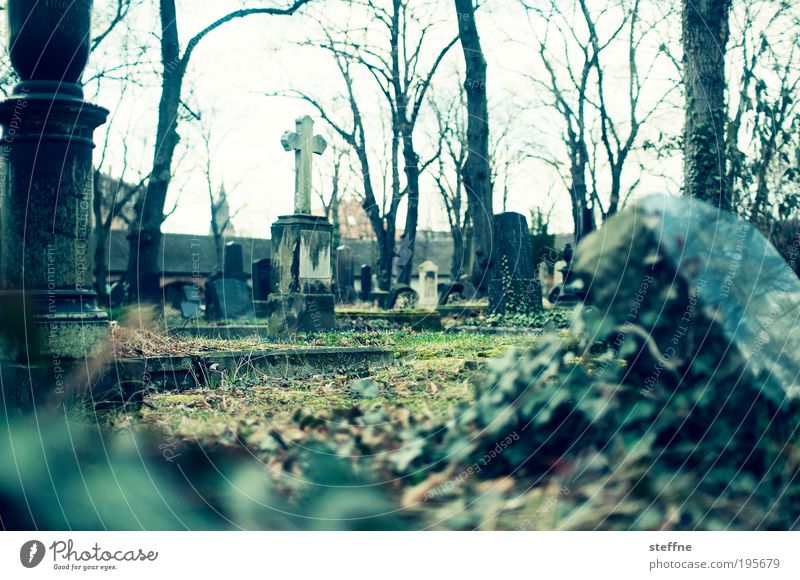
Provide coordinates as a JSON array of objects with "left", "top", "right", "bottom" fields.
[
  {"left": 108, "top": 231, "right": 270, "bottom": 277},
  {"left": 108, "top": 230, "right": 575, "bottom": 278}
]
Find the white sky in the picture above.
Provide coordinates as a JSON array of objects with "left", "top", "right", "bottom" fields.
[{"left": 83, "top": 0, "right": 686, "bottom": 238}]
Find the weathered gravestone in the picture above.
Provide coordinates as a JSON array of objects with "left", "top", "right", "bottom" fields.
[
  {"left": 0, "top": 1, "right": 109, "bottom": 365},
  {"left": 266, "top": 116, "right": 335, "bottom": 335},
  {"left": 252, "top": 258, "right": 271, "bottom": 318},
  {"left": 389, "top": 284, "right": 418, "bottom": 310},
  {"left": 573, "top": 194, "right": 800, "bottom": 399},
  {"left": 205, "top": 278, "right": 256, "bottom": 321},
  {"left": 360, "top": 265, "right": 373, "bottom": 302},
  {"left": 335, "top": 245, "right": 356, "bottom": 304},
  {"left": 444, "top": 195, "right": 800, "bottom": 529},
  {"left": 252, "top": 258, "right": 271, "bottom": 301},
  {"left": 205, "top": 242, "right": 255, "bottom": 320},
  {"left": 488, "top": 212, "right": 542, "bottom": 315},
  {"left": 223, "top": 241, "right": 245, "bottom": 279},
  {"left": 180, "top": 284, "right": 202, "bottom": 319},
  {"left": 418, "top": 260, "right": 439, "bottom": 310}
]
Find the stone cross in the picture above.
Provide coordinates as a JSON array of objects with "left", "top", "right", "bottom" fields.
[{"left": 281, "top": 116, "right": 327, "bottom": 214}]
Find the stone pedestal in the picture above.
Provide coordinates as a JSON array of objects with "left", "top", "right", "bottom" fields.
[
  {"left": 0, "top": 90, "right": 109, "bottom": 363},
  {"left": 488, "top": 212, "right": 542, "bottom": 315},
  {"left": 266, "top": 214, "right": 335, "bottom": 335}
]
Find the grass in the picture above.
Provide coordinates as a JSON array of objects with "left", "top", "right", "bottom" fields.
[{"left": 119, "top": 330, "right": 540, "bottom": 443}]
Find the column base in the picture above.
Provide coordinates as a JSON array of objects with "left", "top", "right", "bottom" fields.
[
  {"left": 266, "top": 293, "right": 335, "bottom": 336},
  {"left": 0, "top": 291, "right": 110, "bottom": 362}
]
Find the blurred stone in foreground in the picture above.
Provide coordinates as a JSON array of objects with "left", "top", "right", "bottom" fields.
[{"left": 573, "top": 193, "right": 800, "bottom": 401}]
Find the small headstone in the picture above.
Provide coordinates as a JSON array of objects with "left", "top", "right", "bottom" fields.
[
  {"left": 573, "top": 194, "right": 800, "bottom": 398},
  {"left": 335, "top": 245, "right": 356, "bottom": 304},
  {"left": 223, "top": 242, "right": 245, "bottom": 280},
  {"left": 488, "top": 212, "right": 542, "bottom": 315},
  {"left": 180, "top": 283, "right": 202, "bottom": 319},
  {"left": 418, "top": 260, "right": 439, "bottom": 310},
  {"left": 252, "top": 258, "right": 271, "bottom": 301},
  {"left": 205, "top": 278, "right": 256, "bottom": 321},
  {"left": 389, "top": 284, "right": 418, "bottom": 310},
  {"left": 180, "top": 301, "right": 202, "bottom": 319},
  {"left": 439, "top": 282, "right": 465, "bottom": 305},
  {"left": 360, "top": 265, "right": 373, "bottom": 301},
  {"left": 183, "top": 283, "right": 201, "bottom": 303},
  {"left": 369, "top": 289, "right": 391, "bottom": 310}
]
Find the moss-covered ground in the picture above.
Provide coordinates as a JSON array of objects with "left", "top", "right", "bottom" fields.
[{"left": 115, "top": 330, "right": 542, "bottom": 440}]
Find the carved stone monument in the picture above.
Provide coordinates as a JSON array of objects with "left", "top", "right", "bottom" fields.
[
  {"left": 0, "top": 1, "right": 109, "bottom": 369},
  {"left": 266, "top": 116, "right": 335, "bottom": 335}
]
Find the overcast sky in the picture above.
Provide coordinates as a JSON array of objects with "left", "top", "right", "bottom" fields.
[{"left": 81, "top": 0, "right": 685, "bottom": 238}]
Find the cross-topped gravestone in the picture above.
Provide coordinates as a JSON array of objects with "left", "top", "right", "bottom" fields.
[
  {"left": 267, "top": 116, "right": 335, "bottom": 336},
  {"left": 281, "top": 116, "right": 327, "bottom": 214}
]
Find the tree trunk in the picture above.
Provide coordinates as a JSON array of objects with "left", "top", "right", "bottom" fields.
[
  {"left": 126, "top": 0, "right": 184, "bottom": 303},
  {"left": 377, "top": 230, "right": 394, "bottom": 291},
  {"left": 607, "top": 163, "right": 624, "bottom": 217},
  {"left": 211, "top": 220, "right": 223, "bottom": 271},
  {"left": 454, "top": 0, "right": 492, "bottom": 294},
  {"left": 682, "top": 0, "right": 732, "bottom": 210},
  {"left": 398, "top": 129, "right": 420, "bottom": 285},
  {"left": 570, "top": 148, "right": 595, "bottom": 241},
  {"left": 451, "top": 224, "right": 465, "bottom": 280}
]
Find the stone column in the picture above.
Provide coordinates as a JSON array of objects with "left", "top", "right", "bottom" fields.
[{"left": 0, "top": 2, "right": 109, "bottom": 373}]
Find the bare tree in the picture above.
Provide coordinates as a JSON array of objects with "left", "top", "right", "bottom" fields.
[
  {"left": 126, "top": 0, "right": 313, "bottom": 303},
  {"left": 522, "top": 0, "right": 677, "bottom": 240},
  {"left": 429, "top": 86, "right": 471, "bottom": 280},
  {"left": 725, "top": 1, "right": 800, "bottom": 222},
  {"left": 490, "top": 120, "right": 525, "bottom": 213},
  {"left": 85, "top": 0, "right": 149, "bottom": 302},
  {"left": 355, "top": 0, "right": 457, "bottom": 285},
  {"left": 284, "top": 1, "right": 456, "bottom": 289},
  {"left": 93, "top": 110, "right": 146, "bottom": 303},
  {"left": 197, "top": 120, "right": 244, "bottom": 270},
  {"left": 315, "top": 141, "right": 351, "bottom": 256},
  {"left": 682, "top": 0, "right": 733, "bottom": 209}
]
